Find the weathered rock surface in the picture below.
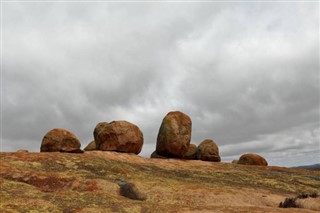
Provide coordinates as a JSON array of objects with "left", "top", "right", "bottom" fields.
[
  {"left": 116, "top": 180, "right": 147, "bottom": 201},
  {"left": 93, "top": 122, "right": 108, "bottom": 142},
  {"left": 40, "top": 128, "right": 81, "bottom": 152},
  {"left": 95, "top": 121, "right": 143, "bottom": 154},
  {"left": 182, "top": 144, "right": 197, "bottom": 160},
  {"left": 150, "top": 151, "right": 167, "bottom": 159},
  {"left": 238, "top": 153, "right": 268, "bottom": 166},
  {"left": 16, "top": 149, "right": 29, "bottom": 153},
  {"left": 156, "top": 111, "right": 192, "bottom": 157},
  {"left": 84, "top": 141, "right": 97, "bottom": 151},
  {"left": 196, "top": 139, "right": 221, "bottom": 162},
  {"left": 1, "top": 152, "right": 319, "bottom": 212}
]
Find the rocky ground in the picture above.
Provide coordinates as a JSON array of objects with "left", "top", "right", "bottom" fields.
[{"left": 0, "top": 151, "right": 319, "bottom": 213}]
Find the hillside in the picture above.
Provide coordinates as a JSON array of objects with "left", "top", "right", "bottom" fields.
[{"left": 1, "top": 151, "right": 319, "bottom": 213}]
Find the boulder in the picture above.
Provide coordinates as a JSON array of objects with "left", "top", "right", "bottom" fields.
[
  {"left": 232, "top": 160, "right": 239, "bottom": 164},
  {"left": 40, "top": 128, "right": 81, "bottom": 152},
  {"left": 196, "top": 139, "right": 221, "bottom": 162},
  {"left": 95, "top": 121, "right": 143, "bottom": 154},
  {"left": 93, "top": 122, "right": 108, "bottom": 142},
  {"left": 182, "top": 144, "right": 197, "bottom": 160},
  {"left": 150, "top": 151, "right": 167, "bottom": 159},
  {"left": 156, "top": 111, "right": 192, "bottom": 157},
  {"left": 237, "top": 153, "right": 268, "bottom": 166},
  {"left": 116, "top": 180, "right": 147, "bottom": 201},
  {"left": 84, "top": 141, "right": 97, "bottom": 151},
  {"left": 16, "top": 149, "right": 29, "bottom": 153}
]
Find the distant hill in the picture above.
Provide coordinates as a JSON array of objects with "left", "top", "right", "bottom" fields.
[
  {"left": 291, "top": 163, "right": 320, "bottom": 171},
  {"left": 1, "top": 151, "right": 319, "bottom": 212}
]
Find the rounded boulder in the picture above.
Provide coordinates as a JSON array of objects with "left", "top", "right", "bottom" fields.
[
  {"left": 182, "top": 144, "right": 197, "bottom": 160},
  {"left": 238, "top": 153, "right": 268, "bottom": 166},
  {"left": 40, "top": 128, "right": 81, "bottom": 152},
  {"left": 196, "top": 139, "right": 221, "bottom": 162},
  {"left": 95, "top": 121, "right": 143, "bottom": 154},
  {"left": 156, "top": 111, "right": 192, "bottom": 157}
]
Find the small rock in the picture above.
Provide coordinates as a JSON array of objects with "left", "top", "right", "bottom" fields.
[
  {"left": 182, "top": 144, "right": 197, "bottom": 160},
  {"left": 16, "top": 149, "right": 29, "bottom": 153},
  {"left": 116, "top": 180, "right": 147, "bottom": 201},
  {"left": 196, "top": 139, "right": 221, "bottom": 162},
  {"left": 84, "top": 141, "right": 97, "bottom": 151},
  {"left": 150, "top": 151, "right": 167, "bottom": 159}
]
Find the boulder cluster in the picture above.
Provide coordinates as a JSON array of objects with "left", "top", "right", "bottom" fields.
[{"left": 39, "top": 110, "right": 268, "bottom": 166}]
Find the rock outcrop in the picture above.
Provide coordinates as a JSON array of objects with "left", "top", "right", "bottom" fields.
[
  {"left": 237, "top": 153, "right": 268, "bottom": 166},
  {"left": 84, "top": 141, "right": 97, "bottom": 151},
  {"left": 182, "top": 144, "right": 197, "bottom": 160},
  {"left": 196, "top": 139, "right": 221, "bottom": 162},
  {"left": 40, "top": 128, "right": 81, "bottom": 152},
  {"left": 94, "top": 121, "right": 143, "bottom": 154},
  {"left": 156, "top": 111, "right": 192, "bottom": 157}
]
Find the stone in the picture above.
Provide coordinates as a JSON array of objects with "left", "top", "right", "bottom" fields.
[
  {"left": 182, "top": 144, "right": 197, "bottom": 160},
  {"left": 40, "top": 128, "right": 81, "bottom": 152},
  {"left": 95, "top": 121, "right": 143, "bottom": 154},
  {"left": 116, "top": 180, "right": 147, "bottom": 201},
  {"left": 196, "top": 139, "right": 221, "bottom": 162},
  {"left": 232, "top": 160, "right": 239, "bottom": 164},
  {"left": 237, "top": 153, "right": 268, "bottom": 166},
  {"left": 156, "top": 111, "right": 192, "bottom": 157},
  {"left": 16, "top": 149, "right": 29, "bottom": 153},
  {"left": 150, "top": 151, "right": 167, "bottom": 159},
  {"left": 93, "top": 122, "right": 108, "bottom": 142},
  {"left": 84, "top": 141, "right": 97, "bottom": 151}
]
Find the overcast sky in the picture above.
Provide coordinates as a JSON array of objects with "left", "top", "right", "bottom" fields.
[{"left": 1, "top": 1, "right": 319, "bottom": 167}]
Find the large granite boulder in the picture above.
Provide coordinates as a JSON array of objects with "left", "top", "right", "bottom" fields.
[
  {"left": 40, "top": 128, "right": 81, "bottom": 152},
  {"left": 93, "top": 122, "right": 108, "bottom": 141},
  {"left": 156, "top": 111, "right": 192, "bottom": 157},
  {"left": 196, "top": 139, "right": 221, "bottom": 162},
  {"left": 237, "top": 153, "right": 268, "bottom": 166},
  {"left": 94, "top": 121, "right": 143, "bottom": 154},
  {"left": 182, "top": 144, "right": 197, "bottom": 160},
  {"left": 84, "top": 141, "right": 97, "bottom": 151}
]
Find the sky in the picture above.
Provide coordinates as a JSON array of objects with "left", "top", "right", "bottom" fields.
[{"left": 1, "top": 1, "right": 319, "bottom": 167}]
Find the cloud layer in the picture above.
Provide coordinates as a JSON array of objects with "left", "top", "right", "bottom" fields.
[{"left": 2, "top": 2, "right": 319, "bottom": 167}]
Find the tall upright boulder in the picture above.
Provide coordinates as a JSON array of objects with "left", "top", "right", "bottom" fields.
[
  {"left": 237, "top": 153, "right": 268, "bottom": 166},
  {"left": 94, "top": 121, "right": 143, "bottom": 154},
  {"left": 40, "top": 128, "right": 81, "bottom": 152},
  {"left": 156, "top": 111, "right": 192, "bottom": 157},
  {"left": 196, "top": 139, "right": 221, "bottom": 162}
]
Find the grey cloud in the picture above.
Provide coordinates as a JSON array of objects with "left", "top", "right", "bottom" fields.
[{"left": 2, "top": 2, "right": 319, "bottom": 166}]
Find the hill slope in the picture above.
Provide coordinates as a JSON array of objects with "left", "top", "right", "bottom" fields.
[{"left": 1, "top": 151, "right": 319, "bottom": 213}]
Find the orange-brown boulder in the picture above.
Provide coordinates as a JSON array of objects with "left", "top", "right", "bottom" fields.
[
  {"left": 40, "top": 128, "right": 81, "bottom": 152},
  {"left": 84, "top": 141, "right": 97, "bottom": 151},
  {"left": 156, "top": 111, "right": 192, "bottom": 157},
  {"left": 196, "top": 139, "right": 221, "bottom": 162},
  {"left": 95, "top": 121, "right": 143, "bottom": 154},
  {"left": 238, "top": 153, "right": 268, "bottom": 166},
  {"left": 93, "top": 122, "right": 108, "bottom": 142},
  {"left": 182, "top": 144, "right": 197, "bottom": 160}
]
